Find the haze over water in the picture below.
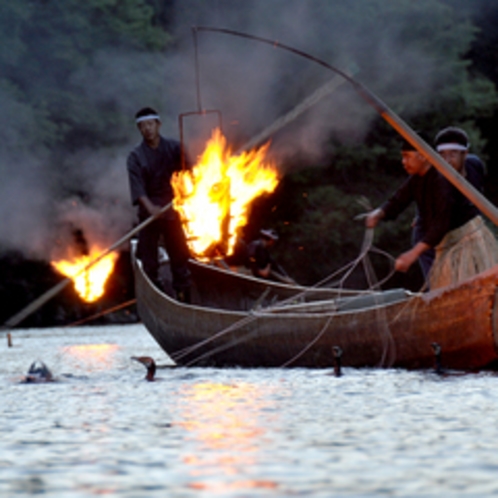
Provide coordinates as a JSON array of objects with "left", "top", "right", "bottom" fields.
[{"left": 1, "top": 324, "right": 498, "bottom": 497}]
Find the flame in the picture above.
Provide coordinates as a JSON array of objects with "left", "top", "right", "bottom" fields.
[
  {"left": 51, "top": 247, "right": 118, "bottom": 302},
  {"left": 172, "top": 128, "right": 279, "bottom": 259}
]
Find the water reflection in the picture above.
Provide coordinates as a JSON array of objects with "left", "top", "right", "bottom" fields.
[
  {"left": 177, "top": 381, "right": 278, "bottom": 492},
  {"left": 61, "top": 344, "right": 120, "bottom": 372}
]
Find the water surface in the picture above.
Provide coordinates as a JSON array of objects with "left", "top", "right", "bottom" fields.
[{"left": 1, "top": 324, "right": 498, "bottom": 497}]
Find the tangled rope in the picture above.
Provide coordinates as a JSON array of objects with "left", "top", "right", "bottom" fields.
[{"left": 171, "top": 226, "right": 400, "bottom": 367}]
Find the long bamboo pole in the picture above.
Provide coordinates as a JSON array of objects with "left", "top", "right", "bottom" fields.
[
  {"left": 1, "top": 202, "right": 172, "bottom": 330},
  {"left": 237, "top": 71, "right": 354, "bottom": 153},
  {"left": 381, "top": 109, "right": 498, "bottom": 225}
]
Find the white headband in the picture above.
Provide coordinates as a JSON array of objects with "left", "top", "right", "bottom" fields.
[
  {"left": 436, "top": 143, "right": 468, "bottom": 152},
  {"left": 136, "top": 114, "right": 160, "bottom": 124}
]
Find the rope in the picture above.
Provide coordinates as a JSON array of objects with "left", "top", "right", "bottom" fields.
[
  {"left": 172, "top": 226, "right": 400, "bottom": 367},
  {"left": 171, "top": 312, "right": 258, "bottom": 362},
  {"left": 280, "top": 315, "right": 333, "bottom": 367}
]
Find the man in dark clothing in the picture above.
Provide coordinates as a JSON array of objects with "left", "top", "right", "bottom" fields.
[
  {"left": 246, "top": 229, "right": 295, "bottom": 284},
  {"left": 365, "top": 137, "right": 478, "bottom": 279},
  {"left": 412, "top": 127, "right": 485, "bottom": 278},
  {"left": 127, "top": 107, "right": 191, "bottom": 302}
]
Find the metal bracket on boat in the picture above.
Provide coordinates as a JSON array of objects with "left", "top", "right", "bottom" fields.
[{"left": 179, "top": 109, "right": 223, "bottom": 170}]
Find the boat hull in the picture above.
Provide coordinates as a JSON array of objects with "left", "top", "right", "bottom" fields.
[{"left": 133, "top": 253, "right": 498, "bottom": 370}]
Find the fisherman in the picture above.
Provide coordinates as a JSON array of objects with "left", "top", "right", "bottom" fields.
[
  {"left": 127, "top": 107, "right": 192, "bottom": 303},
  {"left": 365, "top": 136, "right": 497, "bottom": 290},
  {"left": 411, "top": 127, "right": 486, "bottom": 278},
  {"left": 246, "top": 229, "right": 295, "bottom": 284},
  {"left": 428, "top": 128, "right": 498, "bottom": 288}
]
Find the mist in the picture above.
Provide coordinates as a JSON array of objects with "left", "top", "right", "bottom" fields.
[{"left": 0, "top": 0, "right": 477, "bottom": 262}]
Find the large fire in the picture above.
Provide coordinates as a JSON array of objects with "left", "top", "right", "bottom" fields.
[
  {"left": 172, "top": 128, "right": 279, "bottom": 259},
  {"left": 51, "top": 247, "right": 118, "bottom": 303}
]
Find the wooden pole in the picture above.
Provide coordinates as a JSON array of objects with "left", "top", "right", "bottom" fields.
[
  {"left": 1, "top": 202, "right": 172, "bottom": 330},
  {"left": 380, "top": 109, "right": 498, "bottom": 227},
  {"left": 338, "top": 81, "right": 498, "bottom": 227},
  {"left": 237, "top": 71, "right": 353, "bottom": 153}
]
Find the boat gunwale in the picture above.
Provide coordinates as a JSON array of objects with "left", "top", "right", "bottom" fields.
[
  {"left": 138, "top": 250, "right": 498, "bottom": 319},
  {"left": 137, "top": 256, "right": 423, "bottom": 319}
]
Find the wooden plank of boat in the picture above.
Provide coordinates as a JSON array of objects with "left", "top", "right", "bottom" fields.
[{"left": 136, "top": 250, "right": 498, "bottom": 370}]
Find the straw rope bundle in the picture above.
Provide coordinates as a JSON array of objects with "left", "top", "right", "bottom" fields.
[{"left": 429, "top": 216, "right": 498, "bottom": 289}]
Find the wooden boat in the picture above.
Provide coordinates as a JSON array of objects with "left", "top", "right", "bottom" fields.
[{"left": 132, "top": 247, "right": 498, "bottom": 370}]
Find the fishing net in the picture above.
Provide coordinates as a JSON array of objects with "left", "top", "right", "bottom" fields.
[{"left": 429, "top": 216, "right": 498, "bottom": 290}]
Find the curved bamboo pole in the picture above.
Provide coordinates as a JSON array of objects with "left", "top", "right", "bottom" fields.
[{"left": 194, "top": 26, "right": 498, "bottom": 227}]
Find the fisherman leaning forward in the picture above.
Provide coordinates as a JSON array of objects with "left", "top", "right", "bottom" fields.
[{"left": 366, "top": 133, "right": 498, "bottom": 290}]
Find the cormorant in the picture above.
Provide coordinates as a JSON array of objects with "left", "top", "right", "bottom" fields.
[
  {"left": 132, "top": 356, "right": 156, "bottom": 381},
  {"left": 430, "top": 342, "right": 473, "bottom": 377},
  {"left": 23, "top": 361, "right": 54, "bottom": 383},
  {"left": 333, "top": 346, "right": 343, "bottom": 377},
  {"left": 431, "top": 342, "right": 443, "bottom": 375}
]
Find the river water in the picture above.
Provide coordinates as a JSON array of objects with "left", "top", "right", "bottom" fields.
[{"left": 1, "top": 324, "right": 498, "bottom": 497}]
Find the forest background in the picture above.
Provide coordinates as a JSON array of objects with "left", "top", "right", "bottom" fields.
[{"left": 2, "top": 0, "right": 498, "bottom": 327}]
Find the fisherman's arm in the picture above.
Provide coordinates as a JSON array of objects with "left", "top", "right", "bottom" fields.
[
  {"left": 397, "top": 176, "right": 453, "bottom": 272},
  {"left": 127, "top": 152, "right": 164, "bottom": 217},
  {"left": 253, "top": 244, "right": 272, "bottom": 278},
  {"left": 365, "top": 178, "right": 414, "bottom": 228}
]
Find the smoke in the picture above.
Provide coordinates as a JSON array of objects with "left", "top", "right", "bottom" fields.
[
  {"left": 0, "top": 0, "right": 477, "bottom": 261},
  {"left": 0, "top": 145, "right": 134, "bottom": 260},
  {"left": 166, "top": 0, "right": 459, "bottom": 163},
  {"left": 48, "top": 149, "right": 136, "bottom": 259}
]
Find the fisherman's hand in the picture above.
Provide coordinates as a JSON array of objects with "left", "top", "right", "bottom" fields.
[
  {"left": 395, "top": 251, "right": 417, "bottom": 273},
  {"left": 365, "top": 208, "right": 384, "bottom": 229},
  {"left": 148, "top": 204, "right": 164, "bottom": 217},
  {"left": 395, "top": 241, "right": 429, "bottom": 272}
]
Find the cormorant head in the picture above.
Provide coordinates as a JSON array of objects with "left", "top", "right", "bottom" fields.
[
  {"left": 25, "top": 361, "right": 54, "bottom": 383},
  {"left": 131, "top": 356, "right": 156, "bottom": 381},
  {"left": 332, "top": 346, "right": 343, "bottom": 377}
]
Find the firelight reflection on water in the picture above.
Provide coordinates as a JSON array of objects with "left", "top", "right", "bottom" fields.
[
  {"left": 62, "top": 343, "right": 121, "bottom": 372},
  {"left": 2, "top": 324, "right": 498, "bottom": 497},
  {"left": 178, "top": 381, "right": 278, "bottom": 493}
]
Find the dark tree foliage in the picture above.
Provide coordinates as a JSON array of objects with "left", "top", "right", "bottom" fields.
[
  {"left": 0, "top": 0, "right": 169, "bottom": 152},
  {"left": 266, "top": 0, "right": 498, "bottom": 288},
  {"left": 464, "top": 0, "right": 498, "bottom": 202},
  {"left": 2, "top": 0, "right": 498, "bottom": 326}
]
